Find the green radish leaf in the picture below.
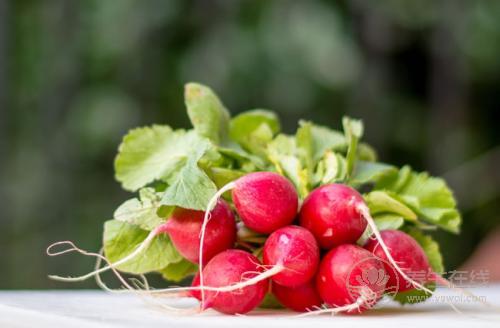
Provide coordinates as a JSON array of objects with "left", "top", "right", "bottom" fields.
[
  {"left": 342, "top": 117, "right": 363, "bottom": 177},
  {"left": 357, "top": 143, "right": 378, "bottom": 162},
  {"left": 161, "top": 158, "right": 218, "bottom": 211},
  {"left": 160, "top": 259, "right": 198, "bottom": 282},
  {"left": 309, "top": 124, "right": 347, "bottom": 161},
  {"left": 217, "top": 145, "right": 265, "bottom": 170},
  {"left": 296, "top": 121, "right": 315, "bottom": 184},
  {"left": 393, "top": 229, "right": 443, "bottom": 304},
  {"left": 267, "top": 134, "right": 308, "bottom": 197},
  {"left": 185, "top": 83, "right": 230, "bottom": 144},
  {"left": 314, "top": 151, "right": 347, "bottom": 186},
  {"left": 229, "top": 109, "right": 280, "bottom": 157},
  {"left": 374, "top": 214, "right": 405, "bottom": 231},
  {"left": 349, "top": 161, "right": 398, "bottom": 186},
  {"left": 103, "top": 220, "right": 182, "bottom": 274},
  {"left": 114, "top": 188, "right": 165, "bottom": 231},
  {"left": 207, "top": 167, "right": 246, "bottom": 189},
  {"left": 374, "top": 166, "right": 461, "bottom": 233},
  {"left": 114, "top": 126, "right": 212, "bottom": 191},
  {"left": 365, "top": 191, "right": 417, "bottom": 221}
]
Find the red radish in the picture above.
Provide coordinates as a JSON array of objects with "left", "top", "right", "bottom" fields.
[
  {"left": 263, "top": 225, "right": 319, "bottom": 287},
  {"left": 272, "top": 281, "right": 322, "bottom": 312},
  {"left": 299, "top": 184, "right": 367, "bottom": 249},
  {"left": 165, "top": 199, "right": 235, "bottom": 264},
  {"left": 232, "top": 172, "right": 298, "bottom": 233},
  {"left": 201, "top": 249, "right": 268, "bottom": 314},
  {"left": 316, "top": 244, "right": 387, "bottom": 314},
  {"left": 364, "top": 230, "right": 430, "bottom": 292}
]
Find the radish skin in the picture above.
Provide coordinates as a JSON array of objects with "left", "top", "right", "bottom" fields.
[
  {"left": 316, "top": 244, "right": 387, "bottom": 313},
  {"left": 165, "top": 199, "right": 235, "bottom": 264},
  {"left": 233, "top": 172, "right": 298, "bottom": 234},
  {"left": 299, "top": 184, "right": 367, "bottom": 248},
  {"left": 263, "top": 225, "right": 319, "bottom": 287},
  {"left": 272, "top": 281, "right": 322, "bottom": 312},
  {"left": 200, "top": 249, "right": 269, "bottom": 314}
]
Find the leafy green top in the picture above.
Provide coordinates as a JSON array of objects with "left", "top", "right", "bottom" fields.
[{"left": 105, "top": 82, "right": 461, "bottom": 284}]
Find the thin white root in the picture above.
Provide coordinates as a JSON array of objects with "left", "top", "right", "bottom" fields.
[
  {"left": 93, "top": 249, "right": 140, "bottom": 294},
  {"left": 198, "top": 182, "right": 236, "bottom": 308},
  {"left": 92, "top": 248, "right": 199, "bottom": 313},
  {"left": 358, "top": 204, "right": 463, "bottom": 314},
  {"left": 147, "top": 265, "right": 283, "bottom": 295},
  {"left": 297, "top": 296, "right": 367, "bottom": 317},
  {"left": 47, "top": 225, "right": 163, "bottom": 282}
]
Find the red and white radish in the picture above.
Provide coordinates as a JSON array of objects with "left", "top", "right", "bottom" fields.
[
  {"left": 272, "top": 281, "right": 322, "bottom": 312},
  {"left": 364, "top": 230, "right": 430, "bottom": 292},
  {"left": 232, "top": 172, "right": 298, "bottom": 233},
  {"left": 263, "top": 225, "right": 319, "bottom": 287},
  {"left": 200, "top": 249, "right": 268, "bottom": 314},
  {"left": 299, "top": 184, "right": 367, "bottom": 249},
  {"left": 315, "top": 244, "right": 387, "bottom": 314},
  {"left": 165, "top": 199, "right": 235, "bottom": 264}
]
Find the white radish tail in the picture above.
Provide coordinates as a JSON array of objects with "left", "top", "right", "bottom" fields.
[
  {"left": 47, "top": 222, "right": 167, "bottom": 282},
  {"left": 198, "top": 182, "right": 236, "bottom": 308}
]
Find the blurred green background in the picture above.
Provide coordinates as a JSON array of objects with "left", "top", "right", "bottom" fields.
[{"left": 0, "top": 0, "right": 499, "bottom": 289}]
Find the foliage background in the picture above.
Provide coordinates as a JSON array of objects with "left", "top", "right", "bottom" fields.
[{"left": 0, "top": 0, "right": 499, "bottom": 289}]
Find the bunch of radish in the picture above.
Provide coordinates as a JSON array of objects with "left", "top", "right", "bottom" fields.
[
  {"left": 180, "top": 172, "right": 440, "bottom": 314},
  {"left": 47, "top": 82, "right": 476, "bottom": 315}
]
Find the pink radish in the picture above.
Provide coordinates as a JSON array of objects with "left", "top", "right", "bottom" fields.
[
  {"left": 201, "top": 249, "right": 268, "bottom": 314},
  {"left": 364, "top": 230, "right": 430, "bottom": 292},
  {"left": 232, "top": 172, "right": 298, "bottom": 233},
  {"left": 315, "top": 244, "right": 387, "bottom": 314},
  {"left": 165, "top": 199, "right": 236, "bottom": 264},
  {"left": 299, "top": 184, "right": 367, "bottom": 249},
  {"left": 262, "top": 225, "right": 319, "bottom": 287},
  {"left": 272, "top": 281, "right": 322, "bottom": 312}
]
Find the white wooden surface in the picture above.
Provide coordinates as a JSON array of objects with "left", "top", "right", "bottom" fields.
[{"left": 0, "top": 286, "right": 499, "bottom": 328}]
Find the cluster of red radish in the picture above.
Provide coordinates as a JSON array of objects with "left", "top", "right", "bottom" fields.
[{"left": 162, "top": 172, "right": 436, "bottom": 315}]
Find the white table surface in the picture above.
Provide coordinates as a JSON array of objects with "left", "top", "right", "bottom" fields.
[{"left": 0, "top": 286, "right": 499, "bottom": 328}]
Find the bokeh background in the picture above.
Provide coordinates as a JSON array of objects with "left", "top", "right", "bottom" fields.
[{"left": 0, "top": 0, "right": 499, "bottom": 289}]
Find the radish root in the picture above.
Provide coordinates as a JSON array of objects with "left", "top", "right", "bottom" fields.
[
  {"left": 47, "top": 223, "right": 166, "bottom": 282},
  {"left": 198, "top": 182, "right": 236, "bottom": 308},
  {"left": 146, "top": 264, "right": 283, "bottom": 295},
  {"left": 297, "top": 289, "right": 376, "bottom": 317}
]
